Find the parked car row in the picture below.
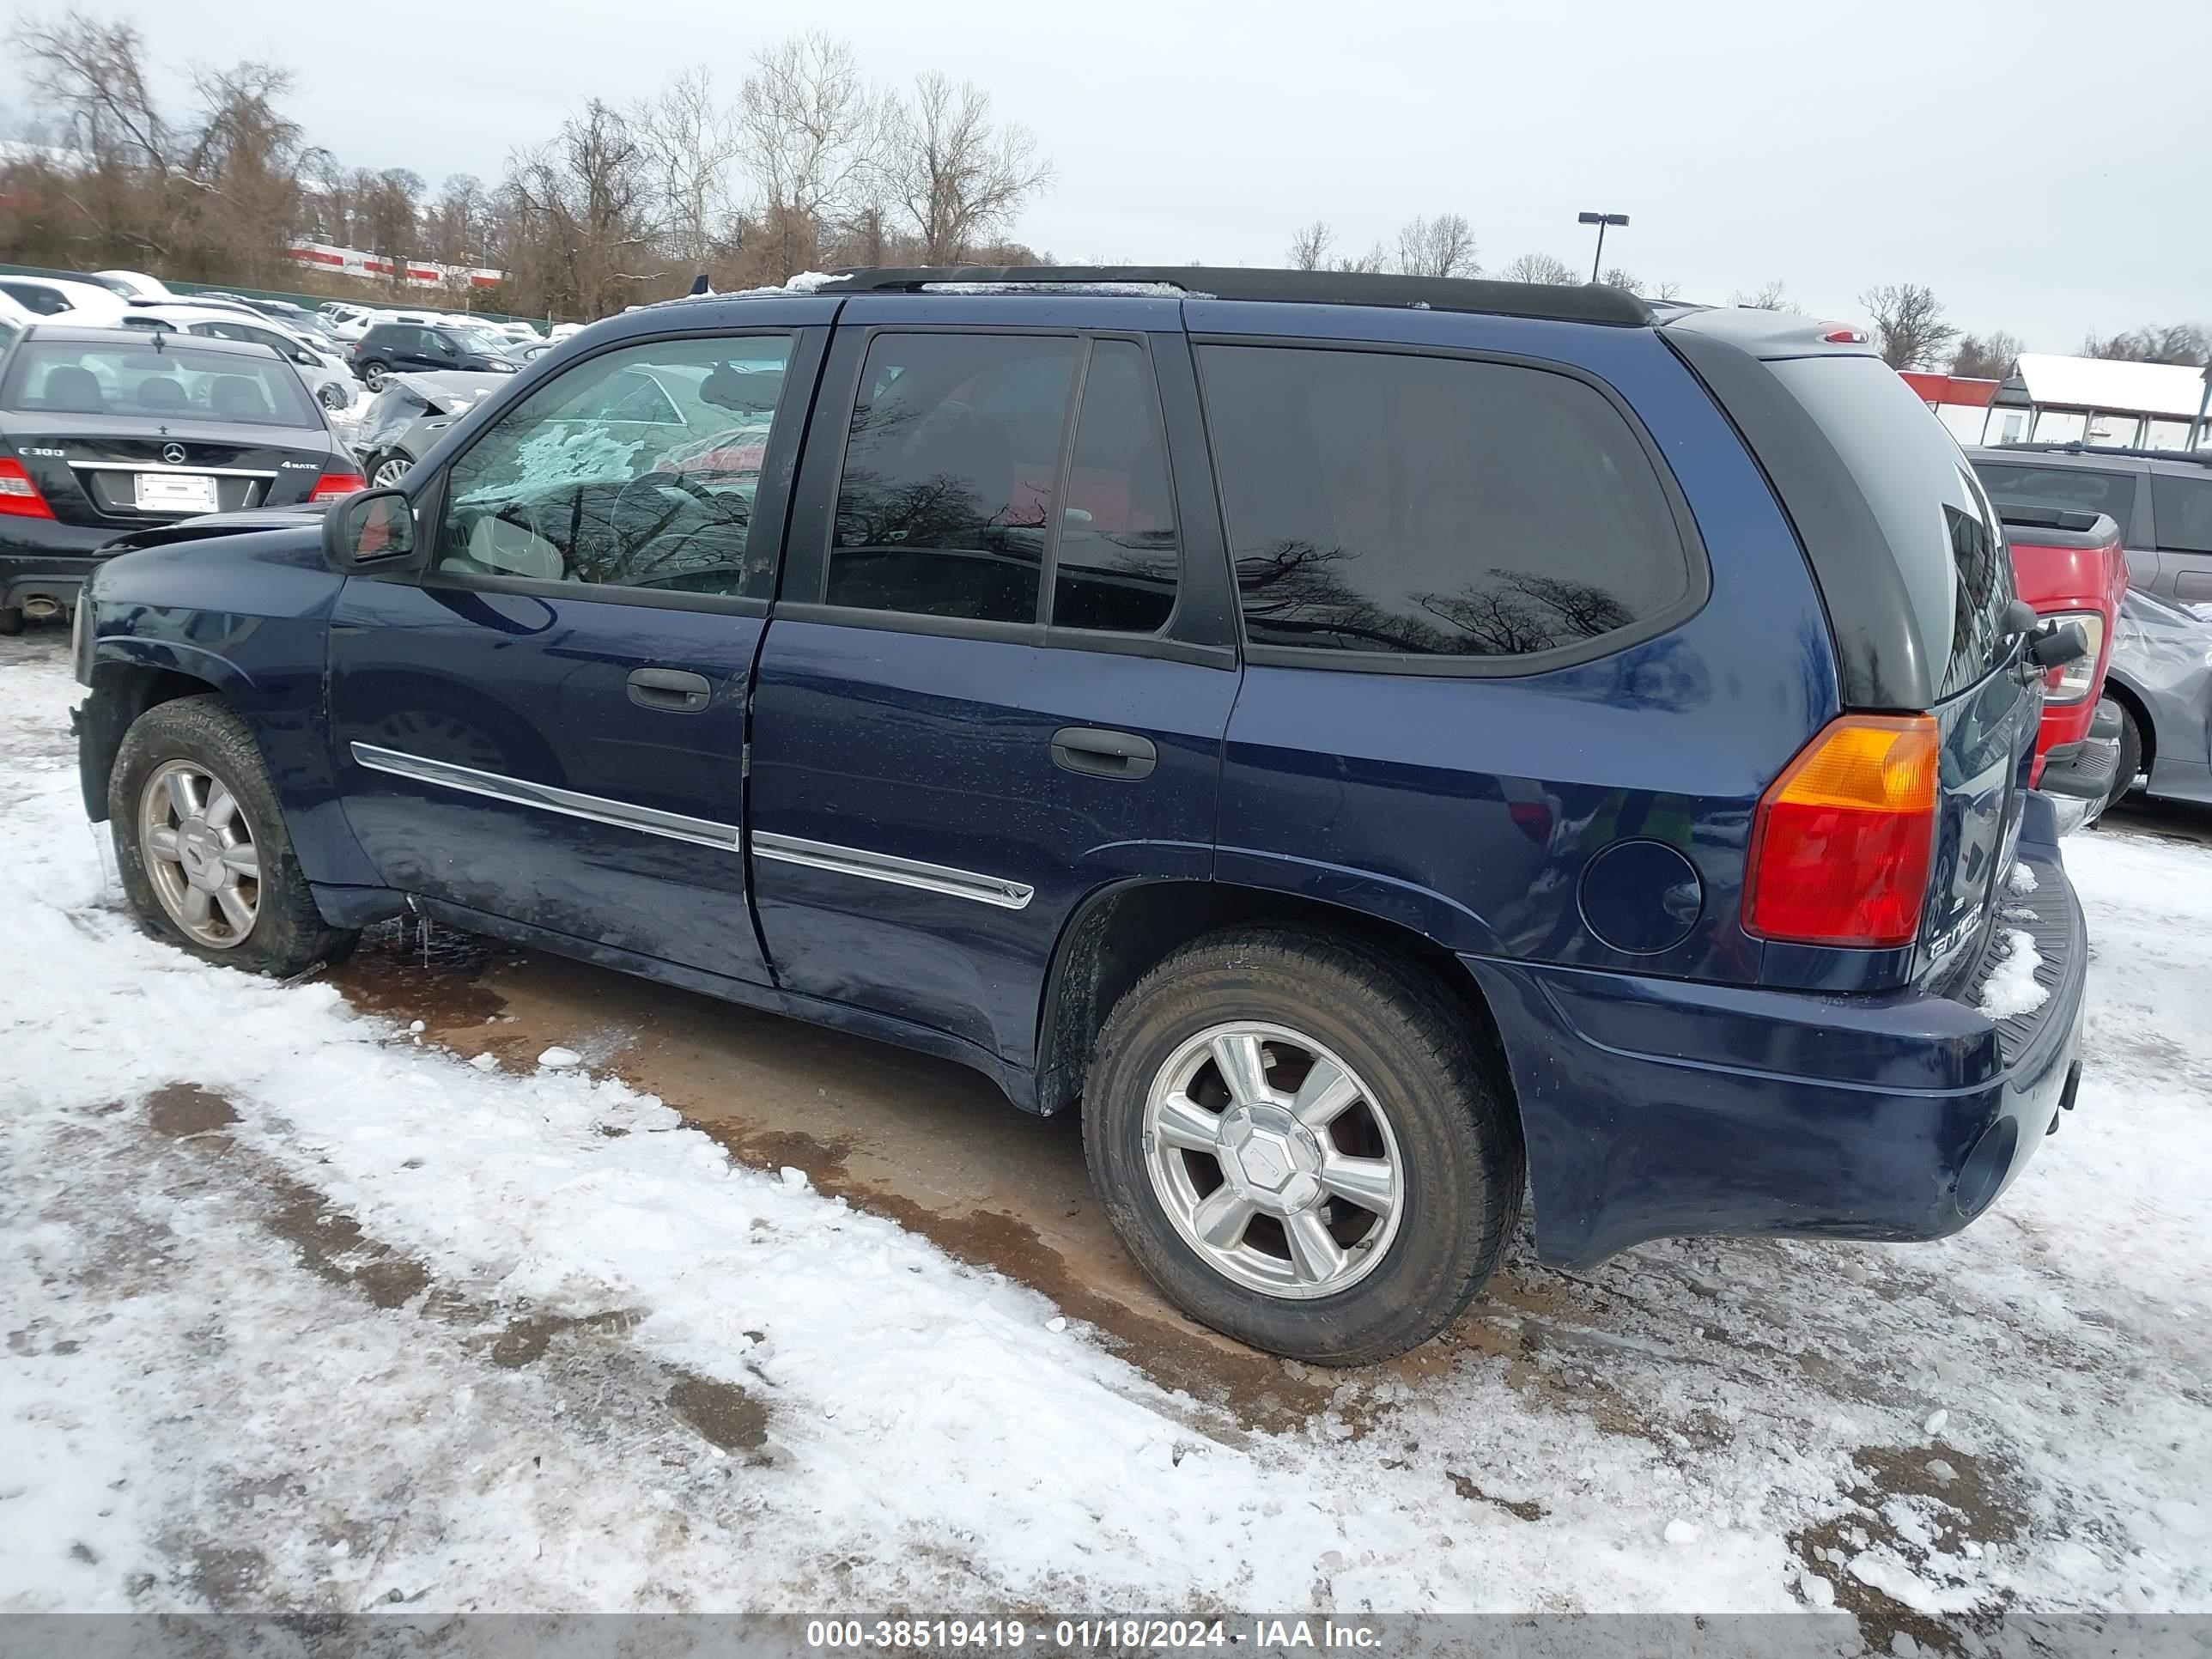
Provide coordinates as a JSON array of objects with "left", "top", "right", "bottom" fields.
[{"left": 65, "top": 266, "right": 2093, "bottom": 1364}]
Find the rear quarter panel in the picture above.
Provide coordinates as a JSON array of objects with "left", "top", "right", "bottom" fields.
[{"left": 1197, "top": 306, "right": 1841, "bottom": 987}]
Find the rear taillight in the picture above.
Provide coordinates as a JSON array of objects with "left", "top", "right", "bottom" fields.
[
  {"left": 0, "top": 456, "right": 56, "bottom": 520},
  {"left": 310, "top": 471, "right": 366, "bottom": 504},
  {"left": 1743, "top": 714, "right": 1939, "bottom": 948}
]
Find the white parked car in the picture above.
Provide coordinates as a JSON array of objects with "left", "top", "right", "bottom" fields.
[
  {"left": 118, "top": 304, "right": 357, "bottom": 411},
  {"left": 0, "top": 276, "right": 129, "bottom": 326},
  {"left": 88, "top": 269, "right": 173, "bottom": 301}
]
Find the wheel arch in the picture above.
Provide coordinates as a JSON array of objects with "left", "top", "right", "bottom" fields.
[
  {"left": 2100, "top": 676, "right": 2155, "bottom": 779},
  {"left": 78, "top": 652, "right": 248, "bottom": 823},
  {"left": 1032, "top": 878, "right": 1516, "bottom": 1124}
]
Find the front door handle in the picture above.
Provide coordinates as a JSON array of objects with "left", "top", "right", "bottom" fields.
[
  {"left": 627, "top": 666, "right": 713, "bottom": 713},
  {"left": 1051, "top": 726, "right": 1157, "bottom": 781}
]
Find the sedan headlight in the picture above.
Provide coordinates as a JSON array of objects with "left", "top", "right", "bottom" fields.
[{"left": 2039, "top": 610, "right": 2106, "bottom": 704}]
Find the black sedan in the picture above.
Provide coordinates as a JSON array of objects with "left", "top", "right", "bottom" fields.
[{"left": 0, "top": 325, "right": 362, "bottom": 632}]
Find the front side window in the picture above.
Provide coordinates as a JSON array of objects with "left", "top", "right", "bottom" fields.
[
  {"left": 1198, "top": 344, "right": 1691, "bottom": 659},
  {"left": 825, "top": 331, "right": 1182, "bottom": 634},
  {"left": 435, "top": 333, "right": 793, "bottom": 599}
]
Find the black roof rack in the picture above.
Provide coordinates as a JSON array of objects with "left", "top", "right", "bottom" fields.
[
  {"left": 1990, "top": 441, "right": 2212, "bottom": 467},
  {"left": 826, "top": 265, "right": 1654, "bottom": 327}
]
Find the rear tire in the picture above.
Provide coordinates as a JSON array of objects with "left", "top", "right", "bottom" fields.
[
  {"left": 1084, "top": 927, "right": 1523, "bottom": 1365},
  {"left": 110, "top": 695, "right": 357, "bottom": 976},
  {"left": 361, "top": 361, "right": 390, "bottom": 392}
]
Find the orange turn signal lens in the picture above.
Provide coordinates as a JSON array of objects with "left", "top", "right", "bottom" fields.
[{"left": 1743, "top": 714, "right": 1940, "bottom": 948}]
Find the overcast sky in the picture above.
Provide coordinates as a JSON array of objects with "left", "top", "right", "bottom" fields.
[{"left": 5, "top": 0, "right": 2208, "bottom": 349}]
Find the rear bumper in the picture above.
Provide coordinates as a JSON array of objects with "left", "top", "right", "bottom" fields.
[
  {"left": 1, "top": 523, "right": 118, "bottom": 611},
  {"left": 1465, "top": 801, "right": 2088, "bottom": 1266}
]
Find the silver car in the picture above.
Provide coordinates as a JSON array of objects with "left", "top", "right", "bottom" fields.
[
  {"left": 2104, "top": 587, "right": 2212, "bottom": 810},
  {"left": 347, "top": 371, "right": 508, "bottom": 488}
]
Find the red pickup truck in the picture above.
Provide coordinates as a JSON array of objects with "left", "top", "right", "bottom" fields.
[{"left": 1996, "top": 502, "right": 2128, "bottom": 827}]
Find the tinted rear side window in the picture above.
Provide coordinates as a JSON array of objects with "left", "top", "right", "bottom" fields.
[
  {"left": 1768, "top": 356, "right": 2014, "bottom": 700},
  {"left": 2151, "top": 474, "right": 2212, "bottom": 555},
  {"left": 1196, "top": 344, "right": 1693, "bottom": 660},
  {"left": 1973, "top": 462, "right": 2137, "bottom": 535}
]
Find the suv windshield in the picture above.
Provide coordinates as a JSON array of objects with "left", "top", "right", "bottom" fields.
[
  {"left": 1769, "top": 356, "right": 2014, "bottom": 699},
  {"left": 0, "top": 339, "right": 320, "bottom": 428}
]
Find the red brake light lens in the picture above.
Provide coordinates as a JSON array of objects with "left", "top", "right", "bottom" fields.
[
  {"left": 0, "top": 457, "right": 56, "bottom": 520},
  {"left": 1743, "top": 714, "right": 1939, "bottom": 948},
  {"left": 310, "top": 471, "right": 366, "bottom": 504}
]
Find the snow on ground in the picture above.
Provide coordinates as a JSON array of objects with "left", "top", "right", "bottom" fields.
[{"left": 2, "top": 635, "right": 2209, "bottom": 1632}]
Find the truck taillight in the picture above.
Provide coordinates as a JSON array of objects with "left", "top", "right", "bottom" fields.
[
  {"left": 0, "top": 457, "right": 56, "bottom": 519},
  {"left": 310, "top": 471, "right": 366, "bottom": 504},
  {"left": 1743, "top": 714, "right": 1939, "bottom": 948}
]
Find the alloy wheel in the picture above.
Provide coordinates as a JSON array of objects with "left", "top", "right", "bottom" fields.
[
  {"left": 1142, "top": 1021, "right": 1405, "bottom": 1299},
  {"left": 371, "top": 457, "right": 412, "bottom": 488},
  {"left": 138, "top": 759, "right": 261, "bottom": 949}
]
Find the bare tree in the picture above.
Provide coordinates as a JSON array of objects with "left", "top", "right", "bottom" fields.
[
  {"left": 1287, "top": 219, "right": 1334, "bottom": 270},
  {"left": 737, "top": 37, "right": 879, "bottom": 275},
  {"left": 1733, "top": 279, "right": 1790, "bottom": 311},
  {"left": 1860, "top": 283, "right": 1958, "bottom": 370},
  {"left": 2081, "top": 323, "right": 2212, "bottom": 365},
  {"left": 11, "top": 10, "right": 169, "bottom": 171},
  {"left": 1333, "top": 240, "right": 1390, "bottom": 275},
  {"left": 1498, "top": 252, "right": 1577, "bottom": 285},
  {"left": 1394, "top": 213, "right": 1477, "bottom": 278},
  {"left": 1949, "top": 330, "right": 2023, "bottom": 380},
  {"left": 639, "top": 66, "right": 743, "bottom": 270},
  {"left": 880, "top": 71, "right": 1050, "bottom": 264},
  {"left": 507, "top": 100, "right": 661, "bottom": 318}
]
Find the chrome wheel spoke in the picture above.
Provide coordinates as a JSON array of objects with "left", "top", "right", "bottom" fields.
[
  {"left": 1189, "top": 1186, "right": 1255, "bottom": 1250},
  {"left": 220, "top": 844, "right": 260, "bottom": 878},
  {"left": 1292, "top": 1057, "right": 1361, "bottom": 1131},
  {"left": 147, "top": 826, "right": 182, "bottom": 862},
  {"left": 1154, "top": 1091, "right": 1223, "bottom": 1153},
  {"left": 180, "top": 886, "right": 212, "bottom": 927},
  {"left": 1285, "top": 1210, "right": 1347, "bottom": 1285},
  {"left": 1210, "top": 1031, "right": 1274, "bottom": 1109},
  {"left": 1319, "top": 1153, "right": 1396, "bottom": 1215},
  {"left": 165, "top": 769, "right": 203, "bottom": 819},
  {"left": 214, "top": 885, "right": 255, "bottom": 936},
  {"left": 203, "top": 781, "right": 238, "bottom": 830}
]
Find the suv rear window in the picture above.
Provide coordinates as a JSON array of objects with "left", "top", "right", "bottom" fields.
[
  {"left": 1973, "top": 461, "right": 2137, "bottom": 537},
  {"left": 1767, "top": 356, "right": 2014, "bottom": 700},
  {"left": 2151, "top": 473, "right": 2212, "bottom": 555},
  {"left": 1196, "top": 345, "right": 1694, "bottom": 661}
]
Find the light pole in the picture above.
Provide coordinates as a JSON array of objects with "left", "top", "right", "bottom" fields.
[{"left": 1577, "top": 211, "right": 1629, "bottom": 283}]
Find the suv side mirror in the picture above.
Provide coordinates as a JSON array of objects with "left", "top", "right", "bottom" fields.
[{"left": 324, "top": 488, "right": 418, "bottom": 572}]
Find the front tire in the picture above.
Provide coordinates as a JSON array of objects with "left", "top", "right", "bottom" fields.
[
  {"left": 110, "top": 695, "right": 357, "bottom": 975},
  {"left": 360, "top": 361, "right": 390, "bottom": 392},
  {"left": 368, "top": 454, "right": 413, "bottom": 488},
  {"left": 1085, "top": 927, "right": 1523, "bottom": 1365}
]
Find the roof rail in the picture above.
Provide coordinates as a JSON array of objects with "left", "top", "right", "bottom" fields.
[
  {"left": 826, "top": 265, "right": 1654, "bottom": 327},
  {"left": 1992, "top": 441, "right": 2212, "bottom": 466}
]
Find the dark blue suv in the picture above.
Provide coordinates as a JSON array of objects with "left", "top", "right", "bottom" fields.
[{"left": 70, "top": 267, "right": 2089, "bottom": 1364}]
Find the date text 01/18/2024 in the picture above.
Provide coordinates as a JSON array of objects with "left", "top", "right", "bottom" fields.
[{"left": 803, "top": 1619, "right": 1383, "bottom": 1650}]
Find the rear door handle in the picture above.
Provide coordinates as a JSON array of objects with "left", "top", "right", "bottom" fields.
[
  {"left": 627, "top": 666, "right": 714, "bottom": 713},
  {"left": 1051, "top": 726, "right": 1157, "bottom": 781}
]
